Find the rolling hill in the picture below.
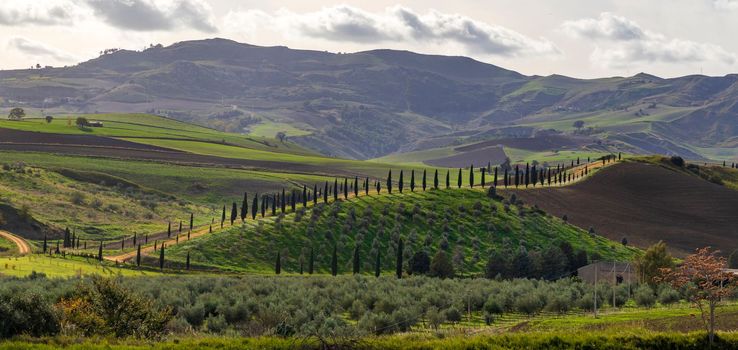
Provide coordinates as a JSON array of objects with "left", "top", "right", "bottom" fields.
[
  {"left": 1, "top": 38, "right": 737, "bottom": 161},
  {"left": 510, "top": 158, "right": 738, "bottom": 256}
]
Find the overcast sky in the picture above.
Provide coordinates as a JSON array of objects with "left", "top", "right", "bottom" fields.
[{"left": 2, "top": 0, "right": 738, "bottom": 78}]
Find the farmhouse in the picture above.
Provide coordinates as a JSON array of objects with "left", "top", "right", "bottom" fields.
[
  {"left": 577, "top": 261, "right": 635, "bottom": 285},
  {"left": 88, "top": 121, "right": 104, "bottom": 127}
]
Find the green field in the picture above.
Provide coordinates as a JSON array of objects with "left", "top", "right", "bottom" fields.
[
  {"left": 0, "top": 255, "right": 163, "bottom": 278},
  {"left": 165, "top": 187, "right": 638, "bottom": 274},
  {"left": 0, "top": 236, "right": 16, "bottom": 256},
  {"left": 0, "top": 113, "right": 314, "bottom": 155}
]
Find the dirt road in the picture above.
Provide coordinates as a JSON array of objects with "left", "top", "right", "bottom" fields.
[{"left": 0, "top": 230, "right": 31, "bottom": 255}]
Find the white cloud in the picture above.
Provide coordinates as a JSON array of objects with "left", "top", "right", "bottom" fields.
[
  {"left": 7, "top": 37, "right": 78, "bottom": 62},
  {"left": 0, "top": 0, "right": 83, "bottom": 26},
  {"left": 561, "top": 12, "right": 736, "bottom": 68},
  {"left": 85, "top": 0, "right": 217, "bottom": 33},
  {"left": 225, "top": 5, "right": 560, "bottom": 57},
  {"left": 713, "top": 0, "right": 738, "bottom": 10}
]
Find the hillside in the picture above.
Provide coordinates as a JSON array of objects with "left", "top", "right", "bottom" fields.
[
  {"left": 511, "top": 159, "right": 738, "bottom": 256},
  {"left": 1, "top": 38, "right": 737, "bottom": 161},
  {"left": 164, "top": 188, "right": 637, "bottom": 274}
]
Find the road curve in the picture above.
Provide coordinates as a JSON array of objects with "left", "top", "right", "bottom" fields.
[{"left": 0, "top": 230, "right": 31, "bottom": 255}]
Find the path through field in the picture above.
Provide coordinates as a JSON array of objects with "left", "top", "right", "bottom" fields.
[{"left": 0, "top": 230, "right": 31, "bottom": 255}]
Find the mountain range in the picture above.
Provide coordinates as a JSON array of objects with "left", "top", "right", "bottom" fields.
[{"left": 1, "top": 38, "right": 737, "bottom": 161}]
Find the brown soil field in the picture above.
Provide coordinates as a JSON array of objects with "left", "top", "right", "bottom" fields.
[
  {"left": 509, "top": 161, "right": 738, "bottom": 256},
  {"left": 426, "top": 146, "right": 508, "bottom": 168},
  {"left": 0, "top": 128, "right": 353, "bottom": 176},
  {"left": 457, "top": 135, "right": 588, "bottom": 152}
]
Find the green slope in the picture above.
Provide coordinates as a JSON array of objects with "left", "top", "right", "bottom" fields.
[{"left": 166, "top": 188, "right": 638, "bottom": 274}]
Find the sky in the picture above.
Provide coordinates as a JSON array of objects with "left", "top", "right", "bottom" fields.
[{"left": 2, "top": 0, "right": 738, "bottom": 78}]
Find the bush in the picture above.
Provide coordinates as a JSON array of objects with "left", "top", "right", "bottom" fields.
[
  {"left": 514, "top": 293, "right": 544, "bottom": 315},
  {"left": 62, "top": 277, "right": 172, "bottom": 338},
  {"left": 670, "top": 156, "right": 685, "bottom": 167},
  {"left": 0, "top": 290, "right": 60, "bottom": 338},
  {"left": 70, "top": 192, "right": 86, "bottom": 205},
  {"left": 444, "top": 307, "right": 462, "bottom": 323},
  {"left": 634, "top": 284, "right": 656, "bottom": 308},
  {"left": 657, "top": 286, "right": 680, "bottom": 305}
]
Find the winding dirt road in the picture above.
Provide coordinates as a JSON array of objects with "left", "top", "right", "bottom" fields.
[{"left": 0, "top": 230, "right": 31, "bottom": 255}]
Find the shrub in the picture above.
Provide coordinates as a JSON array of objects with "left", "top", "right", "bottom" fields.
[
  {"left": 444, "top": 307, "right": 462, "bottom": 323},
  {"left": 514, "top": 293, "right": 544, "bottom": 315},
  {"left": 66, "top": 277, "right": 173, "bottom": 338},
  {"left": 657, "top": 286, "right": 681, "bottom": 305},
  {"left": 634, "top": 284, "right": 656, "bottom": 308},
  {"left": 670, "top": 156, "right": 685, "bottom": 167},
  {"left": 0, "top": 289, "right": 60, "bottom": 338},
  {"left": 70, "top": 192, "right": 86, "bottom": 205}
]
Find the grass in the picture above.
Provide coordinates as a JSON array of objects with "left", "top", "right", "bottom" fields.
[
  {"left": 247, "top": 121, "right": 312, "bottom": 138},
  {"left": 166, "top": 187, "right": 638, "bottom": 273},
  {"left": 0, "top": 151, "right": 333, "bottom": 204},
  {"left": 0, "top": 255, "right": 164, "bottom": 278},
  {"left": 0, "top": 113, "right": 313, "bottom": 155},
  {"left": 0, "top": 235, "right": 17, "bottom": 255},
  {"left": 0, "top": 164, "right": 214, "bottom": 240},
  {"left": 0, "top": 329, "right": 735, "bottom": 349}
]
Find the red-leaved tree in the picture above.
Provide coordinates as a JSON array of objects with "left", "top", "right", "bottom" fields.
[{"left": 657, "top": 247, "right": 735, "bottom": 345}]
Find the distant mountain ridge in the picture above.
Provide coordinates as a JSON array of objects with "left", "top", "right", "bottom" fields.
[{"left": 1, "top": 38, "right": 736, "bottom": 160}]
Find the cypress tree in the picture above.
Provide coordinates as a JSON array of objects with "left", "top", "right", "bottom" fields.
[
  {"left": 469, "top": 164, "right": 475, "bottom": 188},
  {"left": 281, "top": 189, "right": 286, "bottom": 213},
  {"left": 221, "top": 205, "right": 226, "bottom": 228},
  {"left": 299, "top": 258, "right": 304, "bottom": 275},
  {"left": 354, "top": 177, "right": 359, "bottom": 197},
  {"left": 136, "top": 244, "right": 141, "bottom": 267},
  {"left": 290, "top": 190, "right": 296, "bottom": 212},
  {"left": 133, "top": 233, "right": 137, "bottom": 246},
  {"left": 230, "top": 202, "right": 238, "bottom": 225},
  {"left": 504, "top": 168, "right": 508, "bottom": 187},
  {"left": 494, "top": 167, "right": 498, "bottom": 187},
  {"left": 396, "top": 238, "right": 404, "bottom": 279},
  {"left": 324, "top": 182, "right": 329, "bottom": 203},
  {"left": 376, "top": 181, "right": 381, "bottom": 194},
  {"left": 189, "top": 213, "right": 194, "bottom": 233},
  {"left": 422, "top": 169, "right": 427, "bottom": 191},
  {"left": 457, "top": 168, "right": 462, "bottom": 188},
  {"left": 98, "top": 241, "right": 103, "bottom": 261},
  {"left": 399, "top": 170, "right": 404, "bottom": 193},
  {"left": 446, "top": 170, "right": 450, "bottom": 189},
  {"left": 275, "top": 252, "right": 281, "bottom": 275},
  {"left": 387, "top": 170, "right": 393, "bottom": 194},
  {"left": 331, "top": 245, "right": 338, "bottom": 276},
  {"left": 186, "top": 251, "right": 190, "bottom": 270},
  {"left": 365, "top": 177, "right": 370, "bottom": 195},
  {"left": 261, "top": 195, "right": 266, "bottom": 217},
  {"left": 271, "top": 194, "right": 277, "bottom": 216},
  {"left": 434, "top": 169, "right": 439, "bottom": 189},
  {"left": 375, "top": 250, "right": 381, "bottom": 277},
  {"left": 410, "top": 170, "right": 415, "bottom": 192},
  {"left": 343, "top": 178, "right": 348, "bottom": 199},
  {"left": 525, "top": 163, "right": 530, "bottom": 188},
  {"left": 514, "top": 165, "right": 520, "bottom": 188},
  {"left": 618, "top": 152, "right": 622, "bottom": 160},
  {"left": 252, "top": 193, "right": 258, "bottom": 220},
  {"left": 300, "top": 186, "right": 305, "bottom": 208},
  {"left": 309, "top": 247, "right": 314, "bottom": 274},
  {"left": 167, "top": 222, "right": 171, "bottom": 238},
  {"left": 42, "top": 235, "right": 48, "bottom": 253},
  {"left": 241, "top": 192, "right": 248, "bottom": 222},
  {"left": 178, "top": 221, "right": 182, "bottom": 234},
  {"left": 55, "top": 241, "right": 60, "bottom": 254},
  {"left": 333, "top": 179, "right": 338, "bottom": 201},
  {"left": 313, "top": 184, "right": 318, "bottom": 205},
  {"left": 531, "top": 165, "right": 538, "bottom": 187},
  {"left": 353, "top": 246, "right": 360, "bottom": 274},
  {"left": 159, "top": 244, "right": 165, "bottom": 270},
  {"left": 121, "top": 238, "right": 124, "bottom": 250}
]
